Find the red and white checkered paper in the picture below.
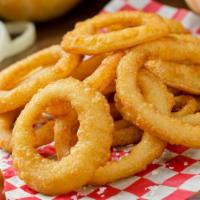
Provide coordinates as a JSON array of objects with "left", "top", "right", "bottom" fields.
[{"left": 2, "top": 0, "right": 200, "bottom": 199}]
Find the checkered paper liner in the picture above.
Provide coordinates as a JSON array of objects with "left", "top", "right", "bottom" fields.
[{"left": 2, "top": 0, "right": 200, "bottom": 199}]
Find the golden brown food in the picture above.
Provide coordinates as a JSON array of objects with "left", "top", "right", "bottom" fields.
[
  {"left": 12, "top": 78, "right": 113, "bottom": 195},
  {"left": 62, "top": 11, "right": 170, "bottom": 54},
  {"left": 0, "top": 108, "right": 54, "bottom": 153},
  {"left": 54, "top": 111, "right": 142, "bottom": 159},
  {"left": 90, "top": 69, "right": 169, "bottom": 185},
  {"left": 116, "top": 35, "right": 200, "bottom": 147},
  {"left": 3, "top": 11, "right": 199, "bottom": 196},
  {"left": 0, "top": 45, "right": 80, "bottom": 113},
  {"left": 145, "top": 59, "right": 200, "bottom": 95}
]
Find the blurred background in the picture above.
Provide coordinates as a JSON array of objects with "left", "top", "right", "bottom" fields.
[{"left": 0, "top": 0, "right": 190, "bottom": 68}]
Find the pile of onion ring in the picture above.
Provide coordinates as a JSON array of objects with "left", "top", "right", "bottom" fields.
[{"left": 0, "top": 11, "right": 199, "bottom": 196}]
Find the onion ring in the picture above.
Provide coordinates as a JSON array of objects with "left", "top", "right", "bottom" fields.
[
  {"left": 104, "top": 18, "right": 187, "bottom": 34},
  {"left": 164, "top": 18, "right": 188, "bottom": 34},
  {"left": 71, "top": 54, "right": 105, "bottom": 80},
  {"left": 172, "top": 95, "right": 197, "bottom": 117},
  {"left": 90, "top": 69, "right": 170, "bottom": 185},
  {"left": 145, "top": 59, "right": 200, "bottom": 95},
  {"left": 180, "top": 113, "right": 200, "bottom": 125},
  {"left": 0, "top": 45, "right": 80, "bottom": 113},
  {"left": 54, "top": 111, "right": 142, "bottom": 159},
  {"left": 112, "top": 125, "right": 142, "bottom": 147},
  {"left": 0, "top": 109, "right": 20, "bottom": 152},
  {"left": 61, "top": 11, "right": 169, "bottom": 54},
  {"left": 0, "top": 109, "right": 54, "bottom": 153},
  {"left": 54, "top": 110, "right": 78, "bottom": 160},
  {"left": 113, "top": 119, "right": 143, "bottom": 147},
  {"left": 53, "top": 52, "right": 126, "bottom": 158},
  {"left": 84, "top": 52, "right": 123, "bottom": 93},
  {"left": 139, "top": 69, "right": 174, "bottom": 114},
  {"left": 46, "top": 52, "right": 122, "bottom": 116},
  {"left": 116, "top": 35, "right": 200, "bottom": 147},
  {"left": 12, "top": 78, "right": 113, "bottom": 195}
]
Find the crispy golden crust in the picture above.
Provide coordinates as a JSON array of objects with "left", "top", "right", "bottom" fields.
[
  {"left": 72, "top": 54, "right": 105, "bottom": 81},
  {"left": 53, "top": 70, "right": 167, "bottom": 186},
  {"left": 62, "top": 11, "right": 170, "bottom": 54},
  {"left": 0, "top": 109, "right": 20, "bottom": 152},
  {"left": 116, "top": 35, "right": 200, "bottom": 147},
  {"left": 84, "top": 52, "right": 123, "bottom": 93},
  {"left": 145, "top": 59, "right": 200, "bottom": 95},
  {"left": 180, "top": 113, "right": 200, "bottom": 125},
  {"left": 0, "top": 108, "right": 54, "bottom": 153},
  {"left": 47, "top": 52, "right": 122, "bottom": 116},
  {"left": 7, "top": 11, "right": 197, "bottom": 196},
  {"left": 54, "top": 110, "right": 78, "bottom": 160},
  {"left": 138, "top": 69, "right": 174, "bottom": 114},
  {"left": 13, "top": 78, "right": 113, "bottom": 195},
  {"left": 90, "top": 69, "right": 169, "bottom": 185},
  {"left": 0, "top": 45, "right": 80, "bottom": 113}
]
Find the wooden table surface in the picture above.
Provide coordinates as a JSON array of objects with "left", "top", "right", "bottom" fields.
[{"left": 0, "top": 0, "right": 190, "bottom": 69}]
